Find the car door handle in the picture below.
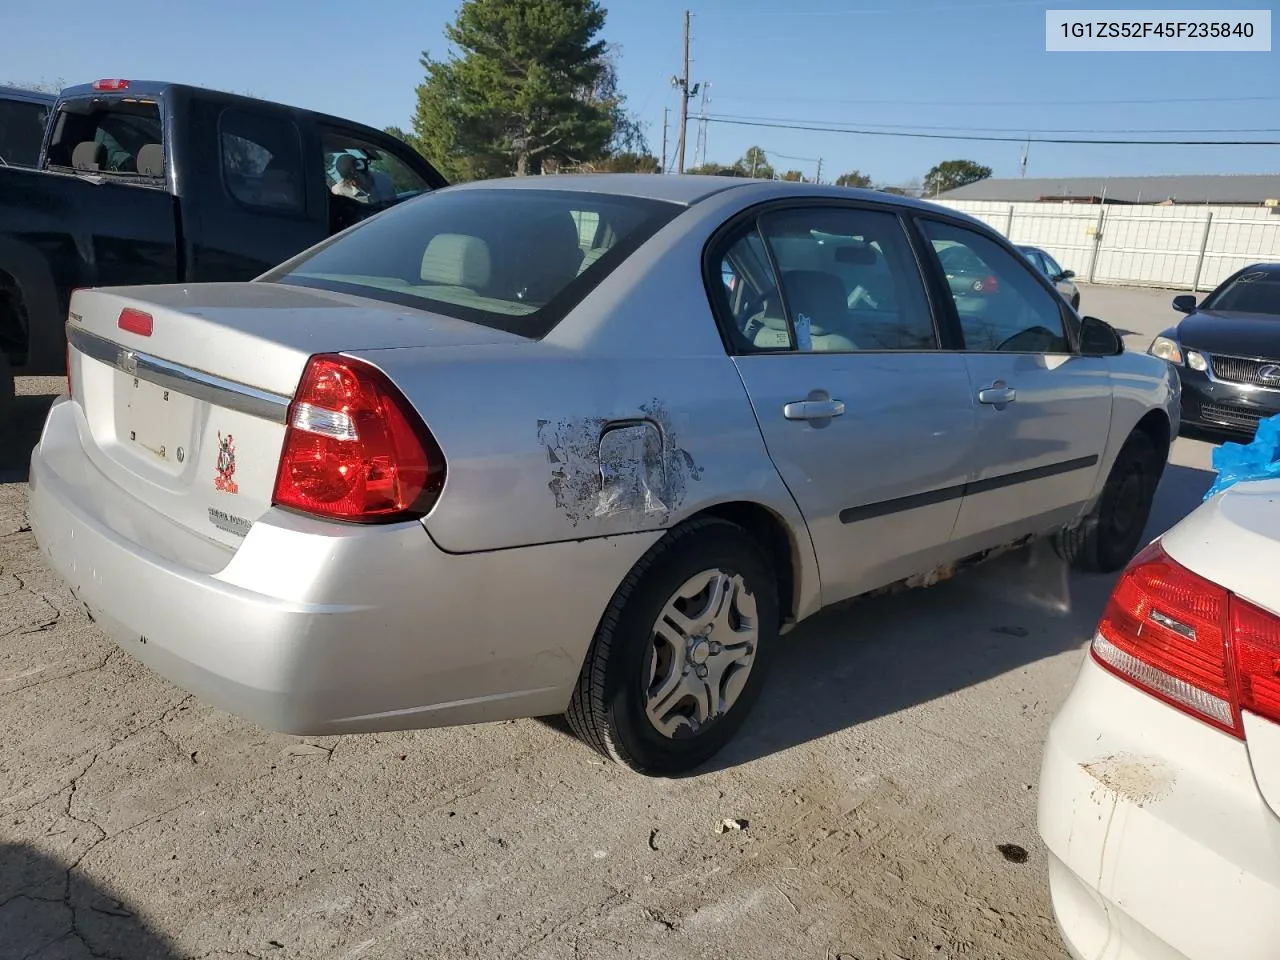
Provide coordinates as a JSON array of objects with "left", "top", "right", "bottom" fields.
[
  {"left": 783, "top": 399, "right": 846, "bottom": 420},
  {"left": 977, "top": 383, "right": 1017, "bottom": 405}
]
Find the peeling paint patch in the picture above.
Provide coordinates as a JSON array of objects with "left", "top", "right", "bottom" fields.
[
  {"left": 1082, "top": 754, "right": 1176, "bottom": 807},
  {"left": 598, "top": 423, "right": 667, "bottom": 518},
  {"left": 536, "top": 400, "right": 704, "bottom": 527}
]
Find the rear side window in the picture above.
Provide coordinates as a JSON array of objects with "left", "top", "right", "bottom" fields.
[
  {"left": 269, "top": 188, "right": 680, "bottom": 337},
  {"left": 46, "top": 97, "right": 163, "bottom": 176},
  {"left": 0, "top": 98, "right": 49, "bottom": 167},
  {"left": 220, "top": 108, "right": 304, "bottom": 213}
]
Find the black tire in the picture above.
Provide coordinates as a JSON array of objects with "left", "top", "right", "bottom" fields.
[
  {"left": 1056, "top": 432, "right": 1162, "bottom": 573},
  {"left": 566, "top": 517, "right": 779, "bottom": 776},
  {"left": 0, "top": 351, "right": 14, "bottom": 441},
  {"left": 1070, "top": 293, "right": 1081, "bottom": 311}
]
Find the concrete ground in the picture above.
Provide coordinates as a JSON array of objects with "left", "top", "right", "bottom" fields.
[{"left": 1, "top": 285, "right": 1219, "bottom": 960}]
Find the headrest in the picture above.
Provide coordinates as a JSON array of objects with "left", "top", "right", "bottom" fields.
[
  {"left": 136, "top": 144, "right": 164, "bottom": 177},
  {"left": 72, "top": 141, "right": 106, "bottom": 171},
  {"left": 782, "top": 270, "right": 846, "bottom": 333},
  {"left": 421, "top": 234, "right": 492, "bottom": 289}
]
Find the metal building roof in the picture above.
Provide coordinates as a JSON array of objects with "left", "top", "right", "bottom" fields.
[{"left": 938, "top": 174, "right": 1280, "bottom": 204}]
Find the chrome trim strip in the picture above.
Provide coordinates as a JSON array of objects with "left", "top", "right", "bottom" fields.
[{"left": 66, "top": 325, "right": 292, "bottom": 424}]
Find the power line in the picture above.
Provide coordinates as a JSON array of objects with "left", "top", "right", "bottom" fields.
[
  {"left": 710, "top": 93, "right": 1280, "bottom": 108},
  {"left": 705, "top": 112, "right": 1280, "bottom": 135},
  {"left": 702, "top": 116, "right": 1280, "bottom": 146}
]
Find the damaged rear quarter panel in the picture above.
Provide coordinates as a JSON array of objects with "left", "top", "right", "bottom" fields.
[{"left": 356, "top": 347, "right": 812, "bottom": 562}]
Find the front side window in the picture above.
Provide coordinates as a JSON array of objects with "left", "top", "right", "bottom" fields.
[
  {"left": 322, "top": 130, "right": 431, "bottom": 206},
  {"left": 1042, "top": 250, "right": 1065, "bottom": 278},
  {"left": 0, "top": 98, "right": 49, "bottom": 167},
  {"left": 220, "top": 109, "right": 304, "bottom": 212},
  {"left": 922, "top": 220, "right": 1070, "bottom": 354},
  {"left": 270, "top": 188, "right": 679, "bottom": 337}
]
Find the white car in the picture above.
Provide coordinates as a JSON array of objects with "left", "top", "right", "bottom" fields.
[{"left": 1038, "top": 478, "right": 1280, "bottom": 959}]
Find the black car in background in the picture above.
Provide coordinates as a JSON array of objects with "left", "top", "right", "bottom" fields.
[{"left": 1149, "top": 263, "right": 1280, "bottom": 437}]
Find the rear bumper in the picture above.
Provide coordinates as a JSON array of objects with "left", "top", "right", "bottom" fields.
[
  {"left": 1176, "top": 368, "right": 1280, "bottom": 437},
  {"left": 1038, "top": 655, "right": 1280, "bottom": 960},
  {"left": 29, "top": 396, "right": 657, "bottom": 734}
]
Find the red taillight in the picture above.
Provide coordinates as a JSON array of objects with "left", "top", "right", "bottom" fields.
[
  {"left": 118, "top": 308, "right": 153, "bottom": 337},
  {"left": 93, "top": 79, "right": 130, "bottom": 91},
  {"left": 1230, "top": 598, "right": 1280, "bottom": 726},
  {"left": 1092, "top": 542, "right": 1236, "bottom": 734},
  {"left": 1093, "top": 541, "right": 1280, "bottom": 736},
  {"left": 271, "top": 354, "right": 444, "bottom": 523}
]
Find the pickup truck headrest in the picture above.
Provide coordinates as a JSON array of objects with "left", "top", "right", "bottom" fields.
[
  {"left": 136, "top": 144, "right": 164, "bottom": 178},
  {"left": 72, "top": 141, "right": 107, "bottom": 171},
  {"left": 421, "top": 234, "right": 492, "bottom": 290}
]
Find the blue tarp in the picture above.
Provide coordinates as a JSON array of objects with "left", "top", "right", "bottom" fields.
[{"left": 1204, "top": 413, "right": 1280, "bottom": 500}]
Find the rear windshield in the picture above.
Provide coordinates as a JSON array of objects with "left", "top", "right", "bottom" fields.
[
  {"left": 269, "top": 187, "right": 681, "bottom": 337},
  {"left": 46, "top": 97, "right": 164, "bottom": 177},
  {"left": 1204, "top": 270, "right": 1280, "bottom": 316},
  {"left": 0, "top": 97, "right": 50, "bottom": 167}
]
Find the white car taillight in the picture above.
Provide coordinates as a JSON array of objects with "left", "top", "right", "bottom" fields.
[{"left": 1092, "top": 542, "right": 1280, "bottom": 737}]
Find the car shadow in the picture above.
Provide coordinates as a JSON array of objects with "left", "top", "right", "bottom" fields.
[
  {"left": 1, "top": 383, "right": 59, "bottom": 484},
  {"left": 703, "top": 462, "right": 1215, "bottom": 772},
  {"left": 0, "top": 843, "right": 179, "bottom": 959}
]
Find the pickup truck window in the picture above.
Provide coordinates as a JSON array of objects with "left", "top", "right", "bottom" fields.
[
  {"left": 47, "top": 98, "right": 163, "bottom": 176},
  {"left": 0, "top": 98, "right": 49, "bottom": 167},
  {"left": 322, "top": 130, "right": 430, "bottom": 205},
  {"left": 220, "top": 108, "right": 304, "bottom": 213}
]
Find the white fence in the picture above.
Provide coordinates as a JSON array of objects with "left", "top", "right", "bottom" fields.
[{"left": 934, "top": 199, "right": 1280, "bottom": 292}]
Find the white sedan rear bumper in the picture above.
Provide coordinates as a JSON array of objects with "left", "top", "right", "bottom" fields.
[
  {"left": 1039, "top": 654, "right": 1280, "bottom": 960},
  {"left": 29, "top": 396, "right": 657, "bottom": 734}
]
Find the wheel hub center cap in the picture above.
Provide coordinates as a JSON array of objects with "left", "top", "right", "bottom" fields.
[{"left": 688, "top": 638, "right": 711, "bottom": 666}]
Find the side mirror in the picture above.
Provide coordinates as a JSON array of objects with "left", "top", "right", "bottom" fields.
[
  {"left": 1057, "top": 269, "right": 1076, "bottom": 281},
  {"left": 1172, "top": 294, "right": 1197, "bottom": 314},
  {"left": 1080, "top": 316, "right": 1123, "bottom": 356}
]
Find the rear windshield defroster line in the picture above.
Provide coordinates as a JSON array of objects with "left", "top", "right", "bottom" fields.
[{"left": 265, "top": 188, "right": 683, "bottom": 339}]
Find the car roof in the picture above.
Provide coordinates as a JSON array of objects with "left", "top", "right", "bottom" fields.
[
  {"left": 445, "top": 173, "right": 986, "bottom": 219},
  {"left": 0, "top": 85, "right": 56, "bottom": 105}
]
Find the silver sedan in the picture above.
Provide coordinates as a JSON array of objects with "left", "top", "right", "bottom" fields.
[{"left": 30, "top": 175, "right": 1179, "bottom": 775}]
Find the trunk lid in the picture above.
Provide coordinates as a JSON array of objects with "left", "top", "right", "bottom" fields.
[
  {"left": 1163, "top": 480, "right": 1280, "bottom": 819},
  {"left": 66, "top": 281, "right": 520, "bottom": 549}
]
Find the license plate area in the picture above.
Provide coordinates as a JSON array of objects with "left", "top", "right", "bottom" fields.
[{"left": 117, "top": 372, "right": 195, "bottom": 470}]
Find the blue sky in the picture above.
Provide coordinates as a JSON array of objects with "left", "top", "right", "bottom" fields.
[{"left": 4, "top": 0, "right": 1277, "bottom": 185}]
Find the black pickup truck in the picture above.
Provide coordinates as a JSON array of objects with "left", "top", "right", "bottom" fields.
[{"left": 0, "top": 79, "right": 447, "bottom": 417}]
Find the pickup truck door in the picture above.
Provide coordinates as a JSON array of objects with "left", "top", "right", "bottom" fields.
[
  {"left": 915, "top": 217, "right": 1111, "bottom": 550},
  {"left": 183, "top": 100, "right": 328, "bottom": 281}
]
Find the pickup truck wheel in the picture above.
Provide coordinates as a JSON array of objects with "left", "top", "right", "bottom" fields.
[
  {"left": 1056, "top": 432, "right": 1161, "bottom": 574},
  {"left": 566, "top": 518, "right": 778, "bottom": 776}
]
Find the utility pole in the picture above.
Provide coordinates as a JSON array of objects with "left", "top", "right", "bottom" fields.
[
  {"left": 694, "top": 82, "right": 711, "bottom": 168},
  {"left": 661, "top": 107, "right": 669, "bottom": 174},
  {"left": 676, "top": 10, "right": 690, "bottom": 173},
  {"left": 814, "top": 158, "right": 822, "bottom": 185}
]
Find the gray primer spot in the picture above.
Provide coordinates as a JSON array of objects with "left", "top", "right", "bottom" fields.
[{"left": 537, "top": 400, "right": 703, "bottom": 526}]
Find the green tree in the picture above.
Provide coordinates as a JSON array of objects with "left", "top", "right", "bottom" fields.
[
  {"left": 596, "top": 151, "right": 661, "bottom": 173},
  {"left": 685, "top": 161, "right": 741, "bottom": 176},
  {"left": 835, "top": 170, "right": 872, "bottom": 188},
  {"left": 412, "top": 0, "right": 637, "bottom": 179},
  {"left": 735, "top": 146, "right": 773, "bottom": 179},
  {"left": 922, "top": 160, "right": 992, "bottom": 197},
  {"left": 780, "top": 169, "right": 805, "bottom": 182}
]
